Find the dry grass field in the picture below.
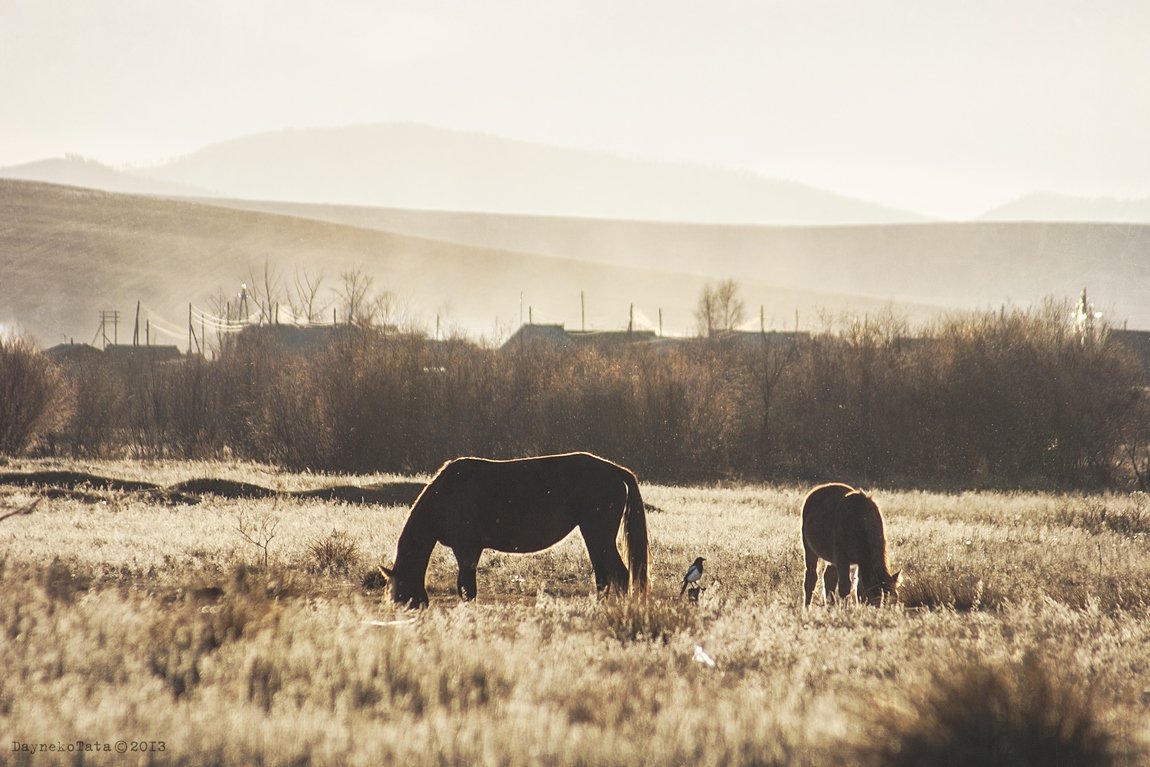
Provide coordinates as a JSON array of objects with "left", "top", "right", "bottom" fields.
[{"left": 2, "top": 458, "right": 1150, "bottom": 765}]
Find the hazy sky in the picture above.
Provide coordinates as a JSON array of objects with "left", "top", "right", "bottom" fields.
[{"left": 2, "top": 0, "right": 1148, "bottom": 218}]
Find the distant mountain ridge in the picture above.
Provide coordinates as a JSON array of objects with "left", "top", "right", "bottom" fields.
[
  {"left": 127, "top": 123, "right": 926, "bottom": 226},
  {"left": 0, "top": 155, "right": 208, "bottom": 198},
  {"left": 980, "top": 192, "right": 1150, "bottom": 223},
  {"left": 6, "top": 124, "right": 1150, "bottom": 225}
]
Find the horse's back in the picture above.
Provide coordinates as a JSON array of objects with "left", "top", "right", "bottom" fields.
[
  {"left": 802, "top": 483, "right": 855, "bottom": 525},
  {"left": 803, "top": 482, "right": 855, "bottom": 511},
  {"left": 801, "top": 482, "right": 857, "bottom": 559},
  {"left": 437, "top": 452, "right": 627, "bottom": 498},
  {"left": 802, "top": 482, "right": 887, "bottom": 559},
  {"left": 418, "top": 452, "right": 633, "bottom": 553}
]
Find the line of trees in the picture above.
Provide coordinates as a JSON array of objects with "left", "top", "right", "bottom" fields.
[{"left": 2, "top": 300, "right": 1148, "bottom": 490}]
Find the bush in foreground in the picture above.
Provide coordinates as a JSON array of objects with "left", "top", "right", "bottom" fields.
[
  {"left": 854, "top": 653, "right": 1124, "bottom": 767},
  {"left": 0, "top": 337, "right": 67, "bottom": 456}
]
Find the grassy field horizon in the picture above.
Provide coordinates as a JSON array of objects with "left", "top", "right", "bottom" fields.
[{"left": 2, "top": 458, "right": 1149, "bottom": 765}]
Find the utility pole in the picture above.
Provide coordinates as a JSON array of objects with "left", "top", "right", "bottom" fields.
[{"left": 97, "top": 310, "right": 120, "bottom": 350}]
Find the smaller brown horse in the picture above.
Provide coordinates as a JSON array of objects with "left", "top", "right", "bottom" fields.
[
  {"left": 380, "top": 452, "right": 649, "bottom": 608},
  {"left": 802, "top": 482, "right": 900, "bottom": 606}
]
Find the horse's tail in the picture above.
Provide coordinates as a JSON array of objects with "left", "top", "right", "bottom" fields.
[{"left": 621, "top": 470, "right": 650, "bottom": 595}]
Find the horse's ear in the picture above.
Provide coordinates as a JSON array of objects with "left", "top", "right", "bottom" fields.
[
  {"left": 378, "top": 565, "right": 393, "bottom": 583},
  {"left": 891, "top": 570, "right": 902, "bottom": 586}
]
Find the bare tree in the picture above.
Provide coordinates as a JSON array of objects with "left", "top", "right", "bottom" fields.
[
  {"left": 338, "top": 267, "right": 375, "bottom": 327},
  {"left": 695, "top": 279, "right": 747, "bottom": 337},
  {"left": 247, "top": 260, "right": 285, "bottom": 325},
  {"left": 370, "top": 289, "right": 402, "bottom": 332},
  {"left": 236, "top": 510, "right": 280, "bottom": 568},
  {"left": 206, "top": 287, "right": 238, "bottom": 356},
  {"left": 753, "top": 319, "right": 802, "bottom": 473},
  {"left": 289, "top": 266, "right": 330, "bottom": 324}
]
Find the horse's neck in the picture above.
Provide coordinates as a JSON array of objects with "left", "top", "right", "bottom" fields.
[
  {"left": 858, "top": 558, "right": 890, "bottom": 583},
  {"left": 394, "top": 512, "right": 437, "bottom": 577},
  {"left": 857, "top": 514, "right": 891, "bottom": 580}
]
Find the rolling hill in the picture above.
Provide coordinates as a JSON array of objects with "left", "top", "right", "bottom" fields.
[
  {"left": 0, "top": 180, "right": 937, "bottom": 350},
  {"left": 196, "top": 197, "right": 1150, "bottom": 332}
]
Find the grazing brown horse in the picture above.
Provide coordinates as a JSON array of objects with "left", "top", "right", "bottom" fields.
[
  {"left": 802, "top": 482, "right": 900, "bottom": 606},
  {"left": 380, "top": 452, "right": 650, "bottom": 607}
]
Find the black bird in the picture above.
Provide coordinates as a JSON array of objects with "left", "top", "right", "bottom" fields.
[{"left": 680, "top": 556, "right": 705, "bottom": 596}]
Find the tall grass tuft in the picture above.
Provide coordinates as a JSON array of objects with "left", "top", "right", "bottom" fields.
[
  {"left": 147, "top": 564, "right": 285, "bottom": 699},
  {"left": 599, "top": 597, "right": 698, "bottom": 644},
  {"left": 853, "top": 653, "right": 1126, "bottom": 767}
]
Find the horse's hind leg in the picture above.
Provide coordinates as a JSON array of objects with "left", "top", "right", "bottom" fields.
[
  {"left": 452, "top": 546, "right": 482, "bottom": 601},
  {"left": 580, "top": 519, "right": 629, "bottom": 596},
  {"left": 804, "top": 547, "right": 820, "bottom": 607}
]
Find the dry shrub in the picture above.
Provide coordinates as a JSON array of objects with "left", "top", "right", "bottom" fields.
[
  {"left": 40, "top": 556, "right": 94, "bottom": 604},
  {"left": 1054, "top": 499, "right": 1150, "bottom": 538},
  {"left": 305, "top": 530, "right": 362, "bottom": 576},
  {"left": 31, "top": 298, "right": 1150, "bottom": 488},
  {"left": 252, "top": 357, "right": 335, "bottom": 468},
  {"left": 898, "top": 571, "right": 1007, "bottom": 612},
  {"left": 599, "top": 597, "right": 698, "bottom": 644},
  {"left": 854, "top": 653, "right": 1126, "bottom": 767}
]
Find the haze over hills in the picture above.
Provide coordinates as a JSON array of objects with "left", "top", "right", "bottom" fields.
[
  {"left": 198, "top": 197, "right": 1150, "bottom": 331},
  {"left": 125, "top": 123, "right": 928, "bottom": 226},
  {"left": 1, "top": 179, "right": 939, "bottom": 350}
]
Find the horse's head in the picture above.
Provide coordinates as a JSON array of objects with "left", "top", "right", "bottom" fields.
[
  {"left": 861, "top": 570, "right": 901, "bottom": 606},
  {"left": 378, "top": 564, "right": 429, "bottom": 609}
]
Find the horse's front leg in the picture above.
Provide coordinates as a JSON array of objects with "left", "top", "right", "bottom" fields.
[
  {"left": 823, "top": 564, "right": 839, "bottom": 604},
  {"left": 453, "top": 546, "right": 482, "bottom": 601},
  {"left": 834, "top": 561, "right": 854, "bottom": 604}
]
